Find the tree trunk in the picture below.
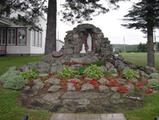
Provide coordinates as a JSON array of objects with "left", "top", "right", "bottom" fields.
[
  {"left": 147, "top": 26, "right": 155, "bottom": 67},
  {"left": 45, "top": 0, "right": 57, "bottom": 54}
]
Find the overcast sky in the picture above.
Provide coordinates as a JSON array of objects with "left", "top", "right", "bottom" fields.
[{"left": 56, "top": 0, "right": 159, "bottom": 45}]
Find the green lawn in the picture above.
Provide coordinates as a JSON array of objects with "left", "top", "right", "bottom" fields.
[
  {"left": 0, "top": 55, "right": 51, "bottom": 120},
  {"left": 121, "top": 52, "right": 159, "bottom": 70},
  {"left": 0, "top": 55, "right": 42, "bottom": 75},
  {"left": 0, "top": 88, "right": 51, "bottom": 120},
  {"left": 125, "top": 93, "right": 159, "bottom": 120}
]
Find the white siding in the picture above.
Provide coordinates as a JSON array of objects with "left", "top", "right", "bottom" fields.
[{"left": 6, "top": 46, "right": 30, "bottom": 54}]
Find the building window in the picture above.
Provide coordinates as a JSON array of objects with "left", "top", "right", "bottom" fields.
[
  {"left": 37, "top": 31, "right": 40, "bottom": 47},
  {"left": 33, "top": 31, "right": 36, "bottom": 46},
  {"left": 31, "top": 30, "right": 35, "bottom": 46},
  {"left": 0, "top": 28, "right": 7, "bottom": 45},
  {"left": 17, "top": 28, "right": 26, "bottom": 46},
  {"left": 7, "top": 28, "right": 16, "bottom": 45},
  {"left": 40, "top": 32, "right": 42, "bottom": 47},
  {"left": 32, "top": 30, "right": 42, "bottom": 47}
]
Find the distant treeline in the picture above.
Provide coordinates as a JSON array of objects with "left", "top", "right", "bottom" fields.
[{"left": 112, "top": 42, "right": 159, "bottom": 52}]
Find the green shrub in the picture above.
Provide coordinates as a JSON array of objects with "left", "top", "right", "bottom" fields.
[
  {"left": 123, "top": 68, "right": 138, "bottom": 79},
  {"left": 91, "top": 60, "right": 105, "bottom": 66},
  {"left": 0, "top": 67, "right": 26, "bottom": 90},
  {"left": 0, "top": 67, "right": 19, "bottom": 83},
  {"left": 20, "top": 69, "right": 39, "bottom": 79},
  {"left": 149, "top": 79, "right": 159, "bottom": 90},
  {"left": 104, "top": 69, "right": 117, "bottom": 77},
  {"left": 3, "top": 75, "right": 26, "bottom": 90},
  {"left": 77, "top": 66, "right": 86, "bottom": 75},
  {"left": 57, "top": 67, "right": 77, "bottom": 78},
  {"left": 149, "top": 73, "right": 159, "bottom": 79},
  {"left": 84, "top": 64, "right": 104, "bottom": 78}
]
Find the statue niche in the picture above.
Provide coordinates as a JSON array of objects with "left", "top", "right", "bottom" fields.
[
  {"left": 63, "top": 24, "right": 112, "bottom": 58},
  {"left": 80, "top": 29, "right": 93, "bottom": 53}
]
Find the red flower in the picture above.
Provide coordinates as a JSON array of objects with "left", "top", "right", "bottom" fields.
[
  {"left": 117, "top": 86, "right": 128, "bottom": 93},
  {"left": 70, "top": 79, "right": 78, "bottom": 86},
  {"left": 135, "top": 82, "right": 144, "bottom": 89},
  {"left": 107, "top": 80, "right": 119, "bottom": 87},
  {"left": 145, "top": 87, "right": 153, "bottom": 94},
  {"left": 89, "top": 79, "right": 98, "bottom": 87}
]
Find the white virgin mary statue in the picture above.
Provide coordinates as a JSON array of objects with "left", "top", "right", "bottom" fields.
[{"left": 87, "top": 33, "right": 92, "bottom": 52}]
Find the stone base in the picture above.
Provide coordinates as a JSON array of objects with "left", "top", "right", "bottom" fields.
[{"left": 20, "top": 90, "right": 143, "bottom": 113}]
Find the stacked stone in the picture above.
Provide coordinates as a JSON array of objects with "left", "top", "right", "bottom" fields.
[
  {"left": 100, "top": 38, "right": 113, "bottom": 59},
  {"left": 63, "top": 31, "right": 74, "bottom": 55},
  {"left": 63, "top": 24, "right": 113, "bottom": 56}
]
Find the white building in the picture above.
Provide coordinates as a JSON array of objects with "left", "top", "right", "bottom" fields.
[{"left": 0, "top": 18, "right": 44, "bottom": 55}]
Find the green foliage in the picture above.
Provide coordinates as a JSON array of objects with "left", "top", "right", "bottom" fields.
[
  {"left": 138, "top": 43, "right": 147, "bottom": 52},
  {"left": 3, "top": 76, "right": 26, "bottom": 90},
  {"left": 78, "top": 66, "right": 86, "bottom": 75},
  {"left": 0, "top": 67, "right": 18, "bottom": 83},
  {"left": 20, "top": 69, "right": 39, "bottom": 79},
  {"left": 157, "top": 42, "right": 159, "bottom": 51},
  {"left": 149, "top": 73, "right": 159, "bottom": 79},
  {"left": 0, "top": 0, "right": 47, "bottom": 29},
  {"left": 104, "top": 69, "right": 117, "bottom": 77},
  {"left": 123, "top": 0, "right": 159, "bottom": 31},
  {"left": 0, "top": 67, "right": 26, "bottom": 90},
  {"left": 57, "top": 67, "right": 77, "bottom": 78},
  {"left": 84, "top": 64, "right": 104, "bottom": 78},
  {"left": 91, "top": 60, "right": 105, "bottom": 66},
  {"left": 149, "top": 79, "right": 159, "bottom": 90},
  {"left": 123, "top": 68, "right": 138, "bottom": 80}
]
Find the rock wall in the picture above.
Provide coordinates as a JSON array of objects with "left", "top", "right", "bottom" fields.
[{"left": 62, "top": 24, "right": 113, "bottom": 58}]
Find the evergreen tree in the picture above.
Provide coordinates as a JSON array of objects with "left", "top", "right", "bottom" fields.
[
  {"left": 123, "top": 0, "right": 159, "bottom": 67},
  {"left": 157, "top": 42, "right": 159, "bottom": 51},
  {"left": 0, "top": 0, "right": 47, "bottom": 29},
  {"left": 138, "top": 43, "right": 147, "bottom": 52}
]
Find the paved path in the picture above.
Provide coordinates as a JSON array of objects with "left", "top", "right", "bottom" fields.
[{"left": 50, "top": 113, "right": 126, "bottom": 120}]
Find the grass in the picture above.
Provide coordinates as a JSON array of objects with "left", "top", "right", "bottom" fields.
[
  {"left": 0, "top": 55, "right": 42, "bottom": 75},
  {"left": 0, "top": 88, "right": 51, "bottom": 120},
  {"left": 121, "top": 52, "right": 159, "bottom": 70},
  {"left": 125, "top": 93, "right": 159, "bottom": 120},
  {"left": 0, "top": 55, "right": 51, "bottom": 120}
]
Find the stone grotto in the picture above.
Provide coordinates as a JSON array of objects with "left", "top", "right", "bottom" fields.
[{"left": 17, "top": 24, "right": 157, "bottom": 113}]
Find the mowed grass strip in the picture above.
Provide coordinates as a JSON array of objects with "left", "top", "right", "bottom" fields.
[{"left": 121, "top": 52, "right": 159, "bottom": 70}]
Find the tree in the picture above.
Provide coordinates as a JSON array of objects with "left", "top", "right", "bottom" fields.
[
  {"left": 137, "top": 43, "right": 147, "bottom": 52},
  {"left": 157, "top": 42, "right": 159, "bottom": 51},
  {"left": 0, "top": 0, "right": 47, "bottom": 29},
  {"left": 123, "top": 0, "right": 159, "bottom": 67},
  {"left": 45, "top": 0, "right": 127, "bottom": 54},
  {"left": 45, "top": 0, "right": 57, "bottom": 54}
]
